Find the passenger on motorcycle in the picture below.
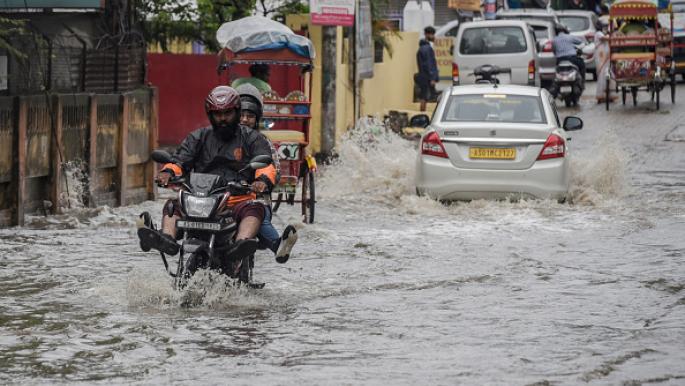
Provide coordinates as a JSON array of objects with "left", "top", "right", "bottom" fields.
[
  {"left": 138, "top": 85, "right": 277, "bottom": 264},
  {"left": 235, "top": 83, "right": 298, "bottom": 263},
  {"left": 552, "top": 24, "right": 586, "bottom": 83}
]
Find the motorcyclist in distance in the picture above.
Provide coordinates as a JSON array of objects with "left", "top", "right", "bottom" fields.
[
  {"left": 138, "top": 85, "right": 277, "bottom": 271},
  {"left": 235, "top": 83, "right": 298, "bottom": 263},
  {"left": 552, "top": 24, "right": 586, "bottom": 84}
]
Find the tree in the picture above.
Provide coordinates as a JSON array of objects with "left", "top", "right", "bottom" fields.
[
  {"left": 0, "top": 16, "right": 27, "bottom": 59},
  {"left": 138, "top": 0, "right": 256, "bottom": 52}
]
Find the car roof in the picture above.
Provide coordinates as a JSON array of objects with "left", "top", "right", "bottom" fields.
[
  {"left": 448, "top": 84, "right": 542, "bottom": 97},
  {"left": 497, "top": 8, "right": 556, "bottom": 15},
  {"left": 525, "top": 19, "right": 555, "bottom": 27},
  {"left": 556, "top": 10, "right": 595, "bottom": 17},
  {"left": 460, "top": 19, "right": 531, "bottom": 29}
]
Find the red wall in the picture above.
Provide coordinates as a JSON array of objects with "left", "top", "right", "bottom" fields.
[
  {"left": 148, "top": 53, "right": 306, "bottom": 145},
  {"left": 148, "top": 53, "right": 226, "bottom": 145}
]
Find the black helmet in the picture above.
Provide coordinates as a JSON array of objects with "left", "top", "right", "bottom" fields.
[{"left": 236, "top": 83, "right": 263, "bottom": 126}]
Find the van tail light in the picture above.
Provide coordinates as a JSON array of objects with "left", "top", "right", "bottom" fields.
[
  {"left": 528, "top": 60, "right": 536, "bottom": 83},
  {"left": 452, "top": 63, "right": 460, "bottom": 85},
  {"left": 543, "top": 41, "right": 553, "bottom": 52},
  {"left": 421, "top": 131, "right": 448, "bottom": 158},
  {"left": 537, "top": 134, "right": 565, "bottom": 160}
]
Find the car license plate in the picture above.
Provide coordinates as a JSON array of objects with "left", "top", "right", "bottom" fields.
[
  {"left": 560, "top": 86, "right": 572, "bottom": 93},
  {"left": 176, "top": 220, "right": 221, "bottom": 231},
  {"left": 469, "top": 147, "right": 516, "bottom": 160}
]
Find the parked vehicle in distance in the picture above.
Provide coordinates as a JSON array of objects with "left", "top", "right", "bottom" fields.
[
  {"left": 415, "top": 77, "right": 583, "bottom": 202},
  {"left": 453, "top": 20, "right": 540, "bottom": 87},
  {"left": 556, "top": 10, "right": 599, "bottom": 80},
  {"left": 669, "top": 0, "right": 685, "bottom": 80},
  {"left": 496, "top": 8, "right": 560, "bottom": 25},
  {"left": 526, "top": 19, "right": 558, "bottom": 89}
]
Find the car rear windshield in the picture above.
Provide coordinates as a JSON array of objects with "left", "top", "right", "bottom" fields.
[
  {"left": 559, "top": 16, "right": 590, "bottom": 32},
  {"left": 442, "top": 94, "right": 547, "bottom": 124},
  {"left": 459, "top": 27, "right": 527, "bottom": 55},
  {"left": 531, "top": 26, "right": 550, "bottom": 40}
]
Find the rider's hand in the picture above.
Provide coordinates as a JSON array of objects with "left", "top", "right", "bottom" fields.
[
  {"left": 252, "top": 181, "right": 268, "bottom": 193},
  {"left": 430, "top": 80, "right": 437, "bottom": 86},
  {"left": 156, "top": 171, "right": 173, "bottom": 187}
]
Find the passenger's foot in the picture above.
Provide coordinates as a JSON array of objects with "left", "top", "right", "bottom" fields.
[
  {"left": 137, "top": 227, "right": 179, "bottom": 255},
  {"left": 276, "top": 225, "right": 298, "bottom": 264}
]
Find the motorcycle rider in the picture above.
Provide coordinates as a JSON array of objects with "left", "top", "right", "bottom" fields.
[
  {"left": 138, "top": 85, "right": 277, "bottom": 270},
  {"left": 235, "top": 83, "right": 298, "bottom": 263},
  {"left": 552, "top": 24, "right": 586, "bottom": 84}
]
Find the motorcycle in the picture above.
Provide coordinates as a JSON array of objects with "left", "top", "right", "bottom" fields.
[
  {"left": 550, "top": 44, "right": 587, "bottom": 107},
  {"left": 139, "top": 149, "right": 272, "bottom": 290}
]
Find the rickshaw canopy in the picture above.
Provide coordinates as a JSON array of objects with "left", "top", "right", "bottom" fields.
[
  {"left": 609, "top": 0, "right": 658, "bottom": 19},
  {"left": 216, "top": 16, "right": 316, "bottom": 61}
]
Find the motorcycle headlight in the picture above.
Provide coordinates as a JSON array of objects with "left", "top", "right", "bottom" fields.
[{"left": 182, "top": 194, "right": 217, "bottom": 218}]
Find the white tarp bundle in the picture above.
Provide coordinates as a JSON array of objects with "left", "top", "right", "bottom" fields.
[{"left": 216, "top": 16, "right": 316, "bottom": 59}]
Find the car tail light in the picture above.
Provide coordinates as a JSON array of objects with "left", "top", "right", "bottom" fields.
[
  {"left": 543, "top": 41, "right": 553, "bottom": 52},
  {"left": 537, "top": 134, "right": 565, "bottom": 160},
  {"left": 421, "top": 131, "right": 448, "bottom": 158},
  {"left": 452, "top": 63, "right": 460, "bottom": 85},
  {"left": 528, "top": 60, "right": 535, "bottom": 82}
]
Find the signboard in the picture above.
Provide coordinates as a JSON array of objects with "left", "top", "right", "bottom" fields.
[
  {"left": 447, "top": 0, "right": 481, "bottom": 12},
  {"left": 434, "top": 37, "right": 454, "bottom": 83},
  {"left": 356, "top": 0, "right": 374, "bottom": 79},
  {"left": 311, "top": 0, "right": 355, "bottom": 26}
]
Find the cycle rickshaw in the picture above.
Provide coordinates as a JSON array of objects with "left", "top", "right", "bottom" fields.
[
  {"left": 606, "top": 0, "right": 676, "bottom": 110},
  {"left": 217, "top": 17, "right": 317, "bottom": 223}
]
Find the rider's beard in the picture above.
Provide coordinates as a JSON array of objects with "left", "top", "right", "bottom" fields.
[{"left": 212, "top": 114, "right": 240, "bottom": 141}]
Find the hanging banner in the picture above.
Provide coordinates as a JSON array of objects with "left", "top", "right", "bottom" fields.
[
  {"left": 356, "top": 0, "right": 374, "bottom": 79},
  {"left": 311, "top": 0, "right": 356, "bottom": 26}
]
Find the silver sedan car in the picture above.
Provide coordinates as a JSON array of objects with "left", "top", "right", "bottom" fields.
[{"left": 415, "top": 83, "right": 583, "bottom": 201}]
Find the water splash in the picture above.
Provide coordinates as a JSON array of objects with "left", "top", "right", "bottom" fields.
[{"left": 568, "top": 129, "right": 628, "bottom": 206}]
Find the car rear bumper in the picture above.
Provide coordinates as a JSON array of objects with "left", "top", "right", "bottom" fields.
[{"left": 415, "top": 155, "right": 569, "bottom": 201}]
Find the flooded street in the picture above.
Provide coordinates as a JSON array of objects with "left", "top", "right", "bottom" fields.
[{"left": 1, "top": 84, "right": 684, "bottom": 385}]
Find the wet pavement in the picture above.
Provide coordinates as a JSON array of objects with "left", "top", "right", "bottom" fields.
[{"left": 1, "top": 82, "right": 684, "bottom": 385}]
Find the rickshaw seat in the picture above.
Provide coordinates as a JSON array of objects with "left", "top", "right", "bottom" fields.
[{"left": 263, "top": 130, "right": 306, "bottom": 143}]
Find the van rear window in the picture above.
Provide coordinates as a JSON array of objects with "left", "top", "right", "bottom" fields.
[
  {"left": 459, "top": 27, "right": 528, "bottom": 55},
  {"left": 559, "top": 16, "right": 590, "bottom": 32}
]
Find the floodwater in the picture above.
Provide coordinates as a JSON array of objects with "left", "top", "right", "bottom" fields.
[{"left": 1, "top": 85, "right": 684, "bottom": 385}]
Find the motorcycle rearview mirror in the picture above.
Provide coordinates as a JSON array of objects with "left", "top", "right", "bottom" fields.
[
  {"left": 245, "top": 155, "right": 273, "bottom": 171},
  {"left": 151, "top": 149, "right": 174, "bottom": 164},
  {"left": 563, "top": 116, "right": 583, "bottom": 131}
]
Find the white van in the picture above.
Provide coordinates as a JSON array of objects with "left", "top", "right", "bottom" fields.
[{"left": 452, "top": 20, "right": 540, "bottom": 87}]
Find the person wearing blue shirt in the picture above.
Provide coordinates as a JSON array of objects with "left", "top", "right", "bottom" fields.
[
  {"left": 416, "top": 26, "right": 439, "bottom": 112},
  {"left": 552, "top": 25, "right": 586, "bottom": 83}
]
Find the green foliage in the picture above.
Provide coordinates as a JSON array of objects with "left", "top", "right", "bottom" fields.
[
  {"left": 369, "top": 0, "right": 401, "bottom": 57},
  {"left": 0, "top": 16, "right": 28, "bottom": 59},
  {"left": 139, "top": 0, "right": 256, "bottom": 52}
]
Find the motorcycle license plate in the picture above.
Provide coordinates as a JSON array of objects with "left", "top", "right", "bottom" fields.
[
  {"left": 176, "top": 220, "right": 221, "bottom": 231},
  {"left": 469, "top": 147, "right": 516, "bottom": 160},
  {"left": 560, "top": 86, "right": 572, "bottom": 93}
]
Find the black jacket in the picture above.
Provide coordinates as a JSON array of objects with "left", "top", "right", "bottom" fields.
[
  {"left": 168, "top": 125, "right": 275, "bottom": 186},
  {"left": 417, "top": 39, "right": 439, "bottom": 83}
]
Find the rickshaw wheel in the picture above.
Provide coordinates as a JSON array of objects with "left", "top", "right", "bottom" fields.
[
  {"left": 631, "top": 87, "right": 638, "bottom": 106},
  {"left": 656, "top": 87, "right": 660, "bottom": 110},
  {"left": 606, "top": 79, "right": 611, "bottom": 111},
  {"left": 272, "top": 193, "right": 284, "bottom": 213},
  {"left": 671, "top": 74, "right": 677, "bottom": 103},
  {"left": 621, "top": 87, "right": 626, "bottom": 105},
  {"left": 301, "top": 169, "right": 315, "bottom": 224}
]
